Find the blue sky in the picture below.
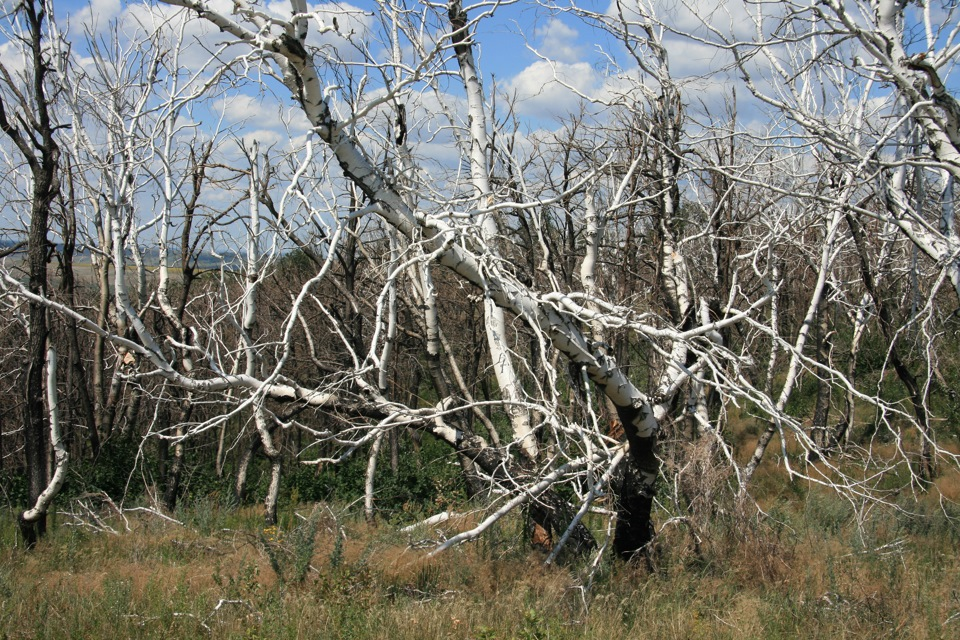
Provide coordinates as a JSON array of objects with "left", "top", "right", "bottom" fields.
[
  {"left": 14, "top": 0, "right": 960, "bottom": 121},
  {"left": 0, "top": 0, "right": 956, "bottom": 248},
  {"left": 8, "top": 1, "right": 959, "bottom": 162},
  {"left": 43, "top": 0, "right": 633, "bottom": 125},
  {"left": 48, "top": 0, "right": 580, "bottom": 85}
]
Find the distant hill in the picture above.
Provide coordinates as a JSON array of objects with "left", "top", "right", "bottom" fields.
[{"left": 0, "top": 237, "right": 241, "bottom": 271}]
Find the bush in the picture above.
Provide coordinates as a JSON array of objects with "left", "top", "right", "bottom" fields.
[{"left": 281, "top": 434, "right": 465, "bottom": 517}]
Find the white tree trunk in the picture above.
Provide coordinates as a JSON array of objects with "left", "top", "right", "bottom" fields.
[
  {"left": 448, "top": 0, "right": 536, "bottom": 460},
  {"left": 20, "top": 347, "right": 69, "bottom": 527},
  {"left": 743, "top": 206, "right": 845, "bottom": 483}
]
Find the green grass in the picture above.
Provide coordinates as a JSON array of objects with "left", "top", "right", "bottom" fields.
[{"left": 2, "top": 485, "right": 959, "bottom": 639}]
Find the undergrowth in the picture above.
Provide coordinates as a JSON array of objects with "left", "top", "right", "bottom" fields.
[{"left": 1, "top": 482, "right": 959, "bottom": 639}]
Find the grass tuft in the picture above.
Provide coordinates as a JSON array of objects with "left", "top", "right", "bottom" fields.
[{"left": 1, "top": 486, "right": 959, "bottom": 638}]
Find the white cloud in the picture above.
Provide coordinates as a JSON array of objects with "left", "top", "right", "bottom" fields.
[
  {"left": 214, "top": 94, "right": 271, "bottom": 124},
  {"left": 537, "top": 18, "right": 583, "bottom": 64},
  {"left": 60, "top": 0, "right": 122, "bottom": 36},
  {"left": 0, "top": 40, "right": 26, "bottom": 79},
  {"left": 112, "top": 2, "right": 237, "bottom": 78},
  {"left": 212, "top": 93, "right": 310, "bottom": 135},
  {"left": 309, "top": 3, "right": 373, "bottom": 36},
  {"left": 240, "top": 128, "right": 284, "bottom": 148},
  {"left": 604, "top": 0, "right": 756, "bottom": 42},
  {"left": 661, "top": 36, "right": 727, "bottom": 79},
  {"left": 503, "top": 60, "right": 606, "bottom": 118}
]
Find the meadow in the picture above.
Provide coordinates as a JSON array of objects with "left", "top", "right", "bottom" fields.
[{"left": 2, "top": 459, "right": 958, "bottom": 640}]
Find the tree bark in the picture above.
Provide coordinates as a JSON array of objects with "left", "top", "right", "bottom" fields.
[
  {"left": 235, "top": 433, "right": 261, "bottom": 504},
  {"left": 0, "top": 0, "right": 60, "bottom": 547},
  {"left": 809, "top": 297, "right": 833, "bottom": 458},
  {"left": 845, "top": 211, "right": 937, "bottom": 480}
]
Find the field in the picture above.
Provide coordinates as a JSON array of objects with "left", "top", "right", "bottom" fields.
[{"left": 1, "top": 465, "right": 959, "bottom": 640}]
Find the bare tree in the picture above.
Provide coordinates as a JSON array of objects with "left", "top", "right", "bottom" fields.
[
  {"left": 1, "top": 0, "right": 959, "bottom": 564},
  {"left": 0, "top": 0, "right": 62, "bottom": 546}
]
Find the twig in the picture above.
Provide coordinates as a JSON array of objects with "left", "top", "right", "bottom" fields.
[{"left": 123, "top": 507, "right": 184, "bottom": 526}]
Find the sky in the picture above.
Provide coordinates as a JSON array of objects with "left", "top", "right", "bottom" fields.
[
  {"left": 28, "top": 0, "right": 666, "bottom": 189},
  {"left": 2, "top": 0, "right": 957, "bottom": 207},
  {"left": 38, "top": 0, "right": 731, "bottom": 127},
  {"left": 5, "top": 0, "right": 957, "bottom": 135},
  {"left": 0, "top": 0, "right": 714, "bottom": 247},
  {"left": 0, "top": 0, "right": 956, "bottom": 254}
]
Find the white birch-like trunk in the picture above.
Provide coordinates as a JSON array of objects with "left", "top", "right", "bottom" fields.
[
  {"left": 409, "top": 258, "right": 501, "bottom": 445},
  {"left": 580, "top": 189, "right": 623, "bottom": 432},
  {"left": 91, "top": 5, "right": 675, "bottom": 555},
  {"left": 817, "top": 0, "right": 960, "bottom": 301},
  {"left": 242, "top": 145, "right": 282, "bottom": 523},
  {"left": 264, "top": 455, "right": 282, "bottom": 527},
  {"left": 20, "top": 347, "right": 69, "bottom": 526},
  {"left": 448, "top": 0, "right": 536, "bottom": 460},
  {"left": 242, "top": 141, "right": 261, "bottom": 378},
  {"left": 365, "top": 234, "right": 399, "bottom": 523},
  {"left": 254, "top": 403, "right": 282, "bottom": 524},
  {"left": 364, "top": 431, "right": 385, "bottom": 524}
]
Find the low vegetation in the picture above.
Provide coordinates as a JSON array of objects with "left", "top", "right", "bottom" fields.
[
  {"left": 2, "top": 0, "right": 960, "bottom": 637},
  {"left": 2, "top": 459, "right": 958, "bottom": 639}
]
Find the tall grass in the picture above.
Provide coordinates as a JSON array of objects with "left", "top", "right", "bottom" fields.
[{"left": 1, "top": 479, "right": 959, "bottom": 639}]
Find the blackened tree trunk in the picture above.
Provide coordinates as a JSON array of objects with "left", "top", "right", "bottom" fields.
[
  {"left": 846, "top": 212, "right": 937, "bottom": 480},
  {"left": 810, "top": 294, "right": 833, "bottom": 458},
  {"left": 58, "top": 165, "right": 99, "bottom": 459},
  {"left": 0, "top": 0, "right": 61, "bottom": 548},
  {"left": 612, "top": 404, "right": 660, "bottom": 560},
  {"left": 162, "top": 396, "right": 194, "bottom": 512},
  {"left": 613, "top": 459, "right": 656, "bottom": 561}
]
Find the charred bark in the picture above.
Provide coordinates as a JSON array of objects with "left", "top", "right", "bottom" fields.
[
  {"left": 0, "top": 0, "right": 61, "bottom": 547},
  {"left": 846, "top": 211, "right": 937, "bottom": 480}
]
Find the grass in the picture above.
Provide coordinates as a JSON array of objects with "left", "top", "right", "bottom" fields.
[{"left": 2, "top": 479, "right": 960, "bottom": 639}]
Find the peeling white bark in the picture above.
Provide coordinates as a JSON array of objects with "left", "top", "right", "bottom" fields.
[
  {"left": 242, "top": 141, "right": 262, "bottom": 378},
  {"left": 21, "top": 348, "right": 68, "bottom": 524},
  {"left": 448, "top": 0, "right": 536, "bottom": 460}
]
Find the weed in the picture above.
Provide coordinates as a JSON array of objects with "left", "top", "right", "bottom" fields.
[
  {"left": 517, "top": 607, "right": 550, "bottom": 640},
  {"left": 329, "top": 522, "right": 345, "bottom": 570},
  {"left": 258, "top": 505, "right": 323, "bottom": 586},
  {"left": 213, "top": 558, "right": 262, "bottom": 600},
  {"left": 0, "top": 488, "right": 957, "bottom": 639}
]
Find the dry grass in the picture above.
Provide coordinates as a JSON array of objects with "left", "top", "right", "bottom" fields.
[{"left": 0, "top": 485, "right": 958, "bottom": 639}]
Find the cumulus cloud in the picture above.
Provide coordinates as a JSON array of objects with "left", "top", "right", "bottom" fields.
[
  {"left": 214, "top": 94, "right": 273, "bottom": 125},
  {"left": 503, "top": 60, "right": 606, "bottom": 118},
  {"left": 59, "top": 0, "right": 123, "bottom": 36},
  {"left": 309, "top": 2, "right": 373, "bottom": 37},
  {"left": 0, "top": 40, "right": 26, "bottom": 79},
  {"left": 239, "top": 128, "right": 285, "bottom": 148},
  {"left": 212, "top": 93, "right": 311, "bottom": 138},
  {"left": 603, "top": 0, "right": 756, "bottom": 42},
  {"left": 661, "top": 36, "right": 727, "bottom": 79},
  {"left": 536, "top": 18, "right": 583, "bottom": 64}
]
